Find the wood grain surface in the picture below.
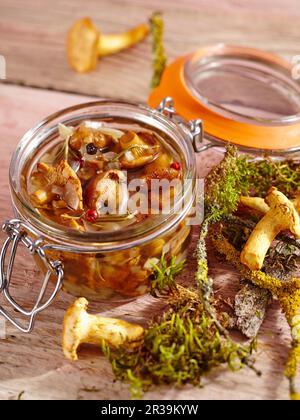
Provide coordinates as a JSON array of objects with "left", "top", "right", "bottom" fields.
[
  {"left": 0, "top": 0, "right": 299, "bottom": 401},
  {"left": 1, "top": 0, "right": 300, "bottom": 101}
]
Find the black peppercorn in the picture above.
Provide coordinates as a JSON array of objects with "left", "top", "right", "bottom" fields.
[{"left": 86, "top": 143, "right": 97, "bottom": 155}]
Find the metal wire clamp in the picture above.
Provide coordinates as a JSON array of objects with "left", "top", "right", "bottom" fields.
[
  {"left": 0, "top": 219, "right": 64, "bottom": 333},
  {"left": 157, "top": 97, "right": 204, "bottom": 153}
]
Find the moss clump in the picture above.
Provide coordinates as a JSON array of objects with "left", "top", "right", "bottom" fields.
[
  {"left": 150, "top": 255, "right": 185, "bottom": 296},
  {"left": 103, "top": 285, "right": 256, "bottom": 399},
  {"left": 236, "top": 158, "right": 300, "bottom": 198},
  {"left": 205, "top": 145, "right": 244, "bottom": 222}
]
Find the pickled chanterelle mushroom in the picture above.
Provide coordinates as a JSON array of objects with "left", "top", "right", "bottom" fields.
[
  {"left": 86, "top": 169, "right": 129, "bottom": 214},
  {"left": 26, "top": 121, "right": 190, "bottom": 299},
  {"left": 28, "top": 122, "right": 183, "bottom": 228},
  {"left": 31, "top": 160, "right": 83, "bottom": 211},
  {"left": 117, "top": 131, "right": 161, "bottom": 169}
]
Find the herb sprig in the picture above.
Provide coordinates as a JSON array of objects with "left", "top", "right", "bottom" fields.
[{"left": 150, "top": 255, "right": 185, "bottom": 296}]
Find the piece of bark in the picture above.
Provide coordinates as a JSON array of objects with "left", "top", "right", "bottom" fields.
[
  {"left": 235, "top": 283, "right": 271, "bottom": 339},
  {"left": 234, "top": 248, "right": 298, "bottom": 339}
]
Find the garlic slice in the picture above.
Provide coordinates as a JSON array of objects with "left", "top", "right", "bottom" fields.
[
  {"left": 83, "top": 121, "right": 124, "bottom": 141},
  {"left": 58, "top": 123, "right": 74, "bottom": 140}
]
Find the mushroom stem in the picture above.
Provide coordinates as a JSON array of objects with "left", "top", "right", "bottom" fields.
[
  {"left": 67, "top": 18, "right": 149, "bottom": 73},
  {"left": 98, "top": 24, "right": 149, "bottom": 56},
  {"left": 62, "top": 298, "right": 144, "bottom": 361},
  {"left": 241, "top": 218, "right": 283, "bottom": 270},
  {"left": 241, "top": 188, "right": 300, "bottom": 271},
  {"left": 77, "top": 314, "right": 141, "bottom": 347}
]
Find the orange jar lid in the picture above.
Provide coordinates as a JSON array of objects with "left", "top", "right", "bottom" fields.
[{"left": 148, "top": 44, "right": 300, "bottom": 152}]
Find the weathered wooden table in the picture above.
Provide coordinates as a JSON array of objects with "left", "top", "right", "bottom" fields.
[{"left": 0, "top": 0, "right": 299, "bottom": 400}]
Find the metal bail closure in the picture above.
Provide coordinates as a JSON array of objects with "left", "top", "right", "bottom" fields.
[
  {"left": 0, "top": 219, "right": 64, "bottom": 333},
  {"left": 157, "top": 97, "right": 175, "bottom": 119},
  {"left": 157, "top": 97, "right": 205, "bottom": 153},
  {"left": 188, "top": 119, "right": 204, "bottom": 153}
]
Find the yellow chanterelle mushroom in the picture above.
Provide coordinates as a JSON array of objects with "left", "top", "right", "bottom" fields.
[
  {"left": 240, "top": 187, "right": 300, "bottom": 271},
  {"left": 62, "top": 297, "right": 144, "bottom": 361},
  {"left": 67, "top": 17, "right": 149, "bottom": 73}
]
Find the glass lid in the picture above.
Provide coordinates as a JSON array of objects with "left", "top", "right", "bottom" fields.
[
  {"left": 184, "top": 47, "right": 300, "bottom": 126},
  {"left": 148, "top": 44, "right": 300, "bottom": 152}
]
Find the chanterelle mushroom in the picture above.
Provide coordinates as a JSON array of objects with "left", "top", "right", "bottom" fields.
[
  {"left": 85, "top": 169, "right": 129, "bottom": 215},
  {"left": 69, "top": 125, "right": 114, "bottom": 152},
  {"left": 67, "top": 17, "right": 149, "bottom": 73},
  {"left": 62, "top": 297, "right": 144, "bottom": 361},
  {"left": 241, "top": 187, "right": 300, "bottom": 271},
  {"left": 118, "top": 131, "right": 160, "bottom": 169},
  {"left": 31, "top": 160, "right": 83, "bottom": 211}
]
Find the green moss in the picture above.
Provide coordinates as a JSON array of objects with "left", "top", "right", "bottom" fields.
[
  {"left": 205, "top": 146, "right": 299, "bottom": 225},
  {"left": 236, "top": 157, "right": 300, "bottom": 198},
  {"left": 105, "top": 287, "right": 256, "bottom": 398},
  {"left": 150, "top": 255, "right": 185, "bottom": 296},
  {"left": 205, "top": 146, "right": 243, "bottom": 222}
]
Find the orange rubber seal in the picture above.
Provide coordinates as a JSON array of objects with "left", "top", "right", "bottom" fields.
[{"left": 148, "top": 45, "right": 300, "bottom": 151}]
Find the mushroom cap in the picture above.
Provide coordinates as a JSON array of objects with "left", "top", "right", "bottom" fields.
[
  {"left": 119, "top": 131, "right": 160, "bottom": 169},
  {"left": 266, "top": 187, "right": 300, "bottom": 238},
  {"left": 62, "top": 297, "right": 90, "bottom": 361},
  {"left": 85, "top": 169, "right": 129, "bottom": 214},
  {"left": 38, "top": 160, "right": 83, "bottom": 211},
  {"left": 67, "top": 18, "right": 99, "bottom": 73},
  {"left": 240, "top": 188, "right": 300, "bottom": 270}
]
